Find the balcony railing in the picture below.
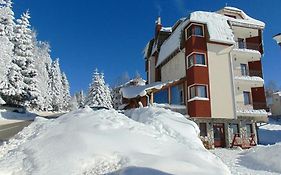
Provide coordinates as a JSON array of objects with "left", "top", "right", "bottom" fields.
[
  {"left": 234, "top": 41, "right": 262, "bottom": 52},
  {"left": 234, "top": 69, "right": 263, "bottom": 78}
]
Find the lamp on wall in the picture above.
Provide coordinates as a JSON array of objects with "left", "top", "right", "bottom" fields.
[{"left": 273, "top": 33, "right": 281, "bottom": 47}]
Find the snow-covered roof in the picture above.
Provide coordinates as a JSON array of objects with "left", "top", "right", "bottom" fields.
[
  {"left": 160, "top": 27, "right": 172, "bottom": 32},
  {"left": 273, "top": 91, "right": 281, "bottom": 96},
  {"left": 157, "top": 19, "right": 188, "bottom": 67},
  {"left": 120, "top": 80, "right": 178, "bottom": 99},
  {"left": 219, "top": 7, "right": 265, "bottom": 29},
  {"left": 156, "top": 7, "right": 265, "bottom": 67},
  {"left": 273, "top": 33, "right": 281, "bottom": 44},
  {"left": 120, "top": 82, "right": 164, "bottom": 99}
]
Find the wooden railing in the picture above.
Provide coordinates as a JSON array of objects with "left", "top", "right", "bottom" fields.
[{"left": 231, "top": 133, "right": 256, "bottom": 149}]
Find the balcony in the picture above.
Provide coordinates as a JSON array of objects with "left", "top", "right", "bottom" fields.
[
  {"left": 232, "top": 41, "right": 262, "bottom": 62},
  {"left": 234, "top": 69, "right": 264, "bottom": 88},
  {"left": 236, "top": 101, "right": 268, "bottom": 122}
]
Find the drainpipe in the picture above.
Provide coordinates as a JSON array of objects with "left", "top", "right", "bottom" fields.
[{"left": 229, "top": 49, "right": 237, "bottom": 119}]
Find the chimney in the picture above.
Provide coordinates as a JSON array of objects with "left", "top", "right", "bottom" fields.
[{"left": 155, "top": 16, "right": 162, "bottom": 38}]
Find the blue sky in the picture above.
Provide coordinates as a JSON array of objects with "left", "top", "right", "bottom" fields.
[{"left": 13, "top": 0, "right": 281, "bottom": 94}]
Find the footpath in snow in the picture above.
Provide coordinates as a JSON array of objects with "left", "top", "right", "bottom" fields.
[
  {"left": 212, "top": 118, "right": 281, "bottom": 175},
  {"left": 0, "top": 107, "right": 230, "bottom": 175}
]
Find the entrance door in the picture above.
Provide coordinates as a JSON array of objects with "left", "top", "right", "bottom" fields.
[{"left": 213, "top": 123, "right": 226, "bottom": 148}]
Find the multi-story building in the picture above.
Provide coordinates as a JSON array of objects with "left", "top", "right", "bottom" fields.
[{"left": 142, "top": 7, "right": 268, "bottom": 148}]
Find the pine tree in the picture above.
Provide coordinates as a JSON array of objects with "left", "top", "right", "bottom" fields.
[
  {"left": 85, "top": 69, "right": 112, "bottom": 108},
  {"left": 0, "top": 0, "right": 14, "bottom": 101},
  {"left": 0, "top": 11, "right": 41, "bottom": 106},
  {"left": 69, "top": 95, "right": 79, "bottom": 111},
  {"left": 0, "top": 0, "right": 15, "bottom": 40},
  {"left": 61, "top": 72, "right": 71, "bottom": 111},
  {"left": 32, "top": 31, "right": 52, "bottom": 110},
  {"left": 49, "top": 58, "right": 63, "bottom": 111},
  {"left": 75, "top": 90, "right": 85, "bottom": 108}
]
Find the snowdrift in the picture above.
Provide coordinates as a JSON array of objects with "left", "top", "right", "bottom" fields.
[
  {"left": 241, "top": 143, "right": 281, "bottom": 174},
  {"left": 0, "top": 107, "right": 230, "bottom": 175},
  {"left": 0, "top": 109, "right": 36, "bottom": 121}
]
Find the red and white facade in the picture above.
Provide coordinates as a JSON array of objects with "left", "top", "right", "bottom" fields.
[{"left": 143, "top": 7, "right": 268, "bottom": 148}]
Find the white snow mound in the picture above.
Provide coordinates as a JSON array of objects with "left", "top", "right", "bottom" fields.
[
  {"left": 0, "top": 107, "right": 230, "bottom": 175},
  {"left": 241, "top": 143, "right": 281, "bottom": 174}
]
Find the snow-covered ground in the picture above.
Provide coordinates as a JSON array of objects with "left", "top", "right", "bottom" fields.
[
  {"left": 212, "top": 118, "right": 281, "bottom": 175},
  {"left": 0, "top": 110, "right": 36, "bottom": 121},
  {"left": 0, "top": 107, "right": 230, "bottom": 175},
  {"left": 258, "top": 118, "right": 281, "bottom": 145}
]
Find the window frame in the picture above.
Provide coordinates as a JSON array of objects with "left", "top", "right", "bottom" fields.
[
  {"left": 186, "top": 52, "right": 207, "bottom": 69},
  {"left": 185, "top": 23, "right": 205, "bottom": 40},
  {"left": 243, "top": 91, "right": 252, "bottom": 105},
  {"left": 229, "top": 123, "right": 240, "bottom": 136},
  {"left": 188, "top": 84, "right": 209, "bottom": 102}
]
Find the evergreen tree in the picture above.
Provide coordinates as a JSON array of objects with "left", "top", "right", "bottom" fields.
[
  {"left": 61, "top": 72, "right": 71, "bottom": 111},
  {"left": 49, "top": 58, "right": 63, "bottom": 111},
  {"left": 0, "top": 0, "right": 15, "bottom": 40},
  {"left": 1, "top": 11, "right": 41, "bottom": 107},
  {"left": 32, "top": 31, "right": 52, "bottom": 110},
  {"left": 0, "top": 0, "right": 14, "bottom": 101},
  {"left": 85, "top": 69, "right": 112, "bottom": 108},
  {"left": 69, "top": 95, "right": 79, "bottom": 111},
  {"left": 75, "top": 90, "right": 85, "bottom": 108}
]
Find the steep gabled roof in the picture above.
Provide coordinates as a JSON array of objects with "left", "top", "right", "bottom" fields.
[{"left": 156, "top": 7, "right": 265, "bottom": 67}]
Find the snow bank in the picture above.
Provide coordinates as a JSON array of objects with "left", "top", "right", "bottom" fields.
[
  {"left": 0, "top": 107, "right": 230, "bottom": 175},
  {"left": 0, "top": 110, "right": 36, "bottom": 121},
  {"left": 258, "top": 119, "right": 281, "bottom": 145},
  {"left": 240, "top": 143, "right": 281, "bottom": 174}
]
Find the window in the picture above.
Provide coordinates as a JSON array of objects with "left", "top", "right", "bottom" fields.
[
  {"left": 194, "top": 25, "right": 203, "bottom": 36},
  {"left": 186, "top": 24, "right": 204, "bottom": 39},
  {"left": 187, "top": 53, "right": 206, "bottom": 68},
  {"left": 240, "top": 64, "right": 248, "bottom": 76},
  {"left": 171, "top": 84, "right": 184, "bottom": 105},
  {"left": 238, "top": 38, "right": 245, "bottom": 49},
  {"left": 229, "top": 124, "right": 239, "bottom": 136},
  {"left": 189, "top": 85, "right": 208, "bottom": 99},
  {"left": 154, "top": 89, "right": 168, "bottom": 104},
  {"left": 199, "top": 123, "right": 207, "bottom": 137},
  {"left": 243, "top": 91, "right": 251, "bottom": 105},
  {"left": 246, "top": 124, "right": 253, "bottom": 138}
]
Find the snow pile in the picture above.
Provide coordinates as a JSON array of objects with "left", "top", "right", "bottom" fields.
[
  {"left": 0, "top": 107, "right": 230, "bottom": 175},
  {"left": 241, "top": 143, "right": 281, "bottom": 174},
  {"left": 234, "top": 75, "right": 264, "bottom": 82},
  {"left": 258, "top": 119, "right": 281, "bottom": 145},
  {"left": 236, "top": 108, "right": 268, "bottom": 117},
  {"left": 0, "top": 110, "right": 36, "bottom": 121}
]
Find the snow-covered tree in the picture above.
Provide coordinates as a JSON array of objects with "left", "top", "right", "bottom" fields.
[
  {"left": 32, "top": 31, "right": 52, "bottom": 110},
  {"left": 85, "top": 69, "right": 112, "bottom": 108},
  {"left": 0, "top": 0, "right": 15, "bottom": 40},
  {"left": 48, "top": 58, "right": 63, "bottom": 111},
  {"left": 1, "top": 11, "right": 41, "bottom": 107},
  {"left": 69, "top": 95, "right": 79, "bottom": 111},
  {"left": 0, "top": 0, "right": 14, "bottom": 101},
  {"left": 61, "top": 72, "right": 71, "bottom": 111},
  {"left": 75, "top": 90, "right": 85, "bottom": 108}
]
